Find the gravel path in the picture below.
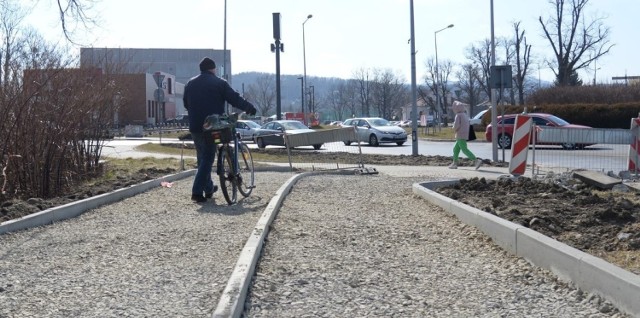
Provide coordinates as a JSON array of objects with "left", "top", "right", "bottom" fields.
[
  {"left": 0, "top": 170, "right": 625, "bottom": 317},
  {"left": 244, "top": 174, "right": 623, "bottom": 317},
  {"left": 0, "top": 172, "right": 291, "bottom": 318}
]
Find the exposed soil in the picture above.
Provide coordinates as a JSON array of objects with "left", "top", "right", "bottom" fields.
[
  {"left": 2, "top": 151, "right": 639, "bottom": 275},
  {"left": 0, "top": 167, "right": 177, "bottom": 223},
  {"left": 436, "top": 176, "right": 640, "bottom": 275}
]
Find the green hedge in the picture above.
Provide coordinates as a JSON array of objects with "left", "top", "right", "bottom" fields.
[{"left": 480, "top": 103, "right": 640, "bottom": 129}]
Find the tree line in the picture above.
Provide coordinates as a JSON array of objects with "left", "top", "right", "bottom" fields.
[{"left": 243, "top": 0, "right": 613, "bottom": 121}]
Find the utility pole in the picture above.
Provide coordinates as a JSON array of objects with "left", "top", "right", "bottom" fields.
[{"left": 271, "top": 13, "right": 284, "bottom": 120}]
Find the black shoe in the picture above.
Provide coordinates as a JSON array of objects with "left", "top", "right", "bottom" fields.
[
  {"left": 191, "top": 194, "right": 207, "bottom": 202},
  {"left": 205, "top": 185, "right": 219, "bottom": 198}
]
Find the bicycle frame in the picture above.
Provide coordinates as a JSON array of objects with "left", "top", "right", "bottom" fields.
[
  {"left": 208, "top": 113, "right": 255, "bottom": 205},
  {"left": 216, "top": 130, "right": 242, "bottom": 176}
]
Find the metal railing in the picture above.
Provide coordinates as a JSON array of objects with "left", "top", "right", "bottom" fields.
[
  {"left": 529, "top": 125, "right": 638, "bottom": 178},
  {"left": 283, "top": 126, "right": 366, "bottom": 172}
]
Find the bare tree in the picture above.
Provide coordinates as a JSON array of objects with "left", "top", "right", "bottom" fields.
[
  {"left": 243, "top": 73, "right": 275, "bottom": 116},
  {"left": 465, "top": 40, "right": 492, "bottom": 100},
  {"left": 325, "top": 82, "right": 353, "bottom": 121},
  {"left": 48, "top": 0, "right": 98, "bottom": 43},
  {"left": 499, "top": 36, "right": 517, "bottom": 104},
  {"left": 351, "top": 68, "right": 372, "bottom": 117},
  {"left": 539, "top": 0, "right": 613, "bottom": 86},
  {"left": 370, "top": 68, "right": 407, "bottom": 119},
  {"left": 513, "top": 21, "right": 532, "bottom": 105},
  {"left": 422, "top": 57, "right": 454, "bottom": 115},
  {"left": 0, "top": 1, "right": 28, "bottom": 90},
  {"left": 1, "top": 32, "right": 125, "bottom": 200},
  {"left": 420, "top": 58, "right": 436, "bottom": 111},
  {"left": 455, "top": 63, "right": 485, "bottom": 116}
]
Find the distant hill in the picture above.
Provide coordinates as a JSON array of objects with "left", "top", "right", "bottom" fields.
[{"left": 230, "top": 72, "right": 346, "bottom": 112}]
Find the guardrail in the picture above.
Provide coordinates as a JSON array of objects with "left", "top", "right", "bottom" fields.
[
  {"left": 530, "top": 126, "right": 638, "bottom": 178},
  {"left": 283, "top": 127, "right": 365, "bottom": 172}
]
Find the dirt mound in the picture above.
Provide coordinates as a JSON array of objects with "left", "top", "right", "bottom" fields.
[{"left": 436, "top": 176, "right": 640, "bottom": 274}]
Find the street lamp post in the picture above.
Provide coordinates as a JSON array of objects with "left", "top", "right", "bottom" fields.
[
  {"left": 490, "top": 0, "right": 498, "bottom": 161},
  {"left": 434, "top": 24, "right": 454, "bottom": 132},
  {"left": 409, "top": 0, "right": 418, "bottom": 155},
  {"left": 302, "top": 14, "right": 313, "bottom": 122},
  {"left": 297, "top": 77, "right": 304, "bottom": 121},
  {"left": 309, "top": 85, "right": 315, "bottom": 113}
]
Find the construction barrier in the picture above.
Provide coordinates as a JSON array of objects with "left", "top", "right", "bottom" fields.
[
  {"left": 628, "top": 117, "right": 640, "bottom": 172},
  {"left": 508, "top": 115, "right": 532, "bottom": 176},
  {"left": 283, "top": 127, "right": 364, "bottom": 172}
]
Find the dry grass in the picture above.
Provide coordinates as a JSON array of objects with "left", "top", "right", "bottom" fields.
[
  {"left": 134, "top": 143, "right": 292, "bottom": 163},
  {"left": 90, "top": 157, "right": 197, "bottom": 186},
  {"left": 590, "top": 250, "right": 640, "bottom": 275}
]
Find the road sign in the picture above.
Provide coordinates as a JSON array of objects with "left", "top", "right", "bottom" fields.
[
  {"left": 490, "top": 65, "right": 513, "bottom": 89},
  {"left": 154, "top": 88, "right": 165, "bottom": 102},
  {"left": 153, "top": 72, "right": 165, "bottom": 88}
]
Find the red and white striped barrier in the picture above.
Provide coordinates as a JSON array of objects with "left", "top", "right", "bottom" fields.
[
  {"left": 628, "top": 117, "right": 640, "bottom": 172},
  {"left": 509, "top": 115, "right": 532, "bottom": 176}
]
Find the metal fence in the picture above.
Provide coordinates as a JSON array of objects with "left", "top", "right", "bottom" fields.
[
  {"left": 528, "top": 125, "right": 638, "bottom": 178},
  {"left": 282, "top": 127, "right": 370, "bottom": 172}
]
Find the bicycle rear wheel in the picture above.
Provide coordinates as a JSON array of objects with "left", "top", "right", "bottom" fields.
[
  {"left": 218, "top": 145, "right": 237, "bottom": 205},
  {"left": 237, "top": 142, "right": 255, "bottom": 197}
]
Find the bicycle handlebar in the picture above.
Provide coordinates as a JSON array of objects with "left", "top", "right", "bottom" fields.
[{"left": 203, "top": 112, "right": 242, "bottom": 131}]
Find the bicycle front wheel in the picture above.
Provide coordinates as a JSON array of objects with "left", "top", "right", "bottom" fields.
[
  {"left": 237, "top": 142, "right": 255, "bottom": 197},
  {"left": 218, "top": 145, "right": 237, "bottom": 205}
]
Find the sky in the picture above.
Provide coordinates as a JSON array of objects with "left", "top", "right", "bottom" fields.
[{"left": 25, "top": 0, "right": 639, "bottom": 84}]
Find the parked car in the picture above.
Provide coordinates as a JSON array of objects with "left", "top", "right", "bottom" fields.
[
  {"left": 399, "top": 120, "right": 412, "bottom": 127},
  {"left": 166, "top": 114, "right": 189, "bottom": 125},
  {"left": 341, "top": 117, "right": 407, "bottom": 146},
  {"left": 253, "top": 120, "right": 323, "bottom": 150},
  {"left": 470, "top": 109, "right": 489, "bottom": 126},
  {"left": 485, "top": 113, "right": 592, "bottom": 150},
  {"left": 235, "top": 120, "right": 262, "bottom": 141}
]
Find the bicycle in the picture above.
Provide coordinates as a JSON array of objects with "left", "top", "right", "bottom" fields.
[{"left": 203, "top": 113, "right": 255, "bottom": 205}]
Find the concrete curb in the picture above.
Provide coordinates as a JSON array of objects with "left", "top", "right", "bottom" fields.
[
  {"left": 413, "top": 180, "right": 640, "bottom": 317},
  {"left": 212, "top": 169, "right": 357, "bottom": 318},
  {"left": 0, "top": 170, "right": 196, "bottom": 235}
]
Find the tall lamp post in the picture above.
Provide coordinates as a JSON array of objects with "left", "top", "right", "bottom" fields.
[
  {"left": 309, "top": 85, "right": 315, "bottom": 113},
  {"left": 409, "top": 0, "right": 418, "bottom": 155},
  {"left": 297, "top": 77, "right": 304, "bottom": 119},
  {"left": 434, "top": 24, "right": 454, "bottom": 131},
  {"left": 302, "top": 14, "right": 313, "bottom": 123}
]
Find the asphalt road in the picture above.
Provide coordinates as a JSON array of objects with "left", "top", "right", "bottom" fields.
[{"left": 102, "top": 137, "right": 631, "bottom": 174}]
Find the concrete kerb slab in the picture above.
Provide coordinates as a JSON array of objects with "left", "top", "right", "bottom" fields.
[
  {"left": 213, "top": 169, "right": 358, "bottom": 318},
  {"left": 0, "top": 170, "right": 196, "bottom": 235},
  {"left": 413, "top": 179, "right": 640, "bottom": 317}
]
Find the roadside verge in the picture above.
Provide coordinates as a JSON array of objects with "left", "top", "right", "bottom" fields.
[{"left": 0, "top": 170, "right": 195, "bottom": 235}]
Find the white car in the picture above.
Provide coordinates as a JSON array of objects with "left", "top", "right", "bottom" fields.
[
  {"left": 470, "top": 109, "right": 489, "bottom": 126},
  {"left": 341, "top": 117, "right": 407, "bottom": 146},
  {"left": 235, "top": 120, "right": 262, "bottom": 141}
]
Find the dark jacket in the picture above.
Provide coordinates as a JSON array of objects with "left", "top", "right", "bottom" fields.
[{"left": 183, "top": 71, "right": 255, "bottom": 133}]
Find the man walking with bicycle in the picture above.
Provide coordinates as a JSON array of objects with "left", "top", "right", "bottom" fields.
[{"left": 184, "top": 57, "right": 257, "bottom": 202}]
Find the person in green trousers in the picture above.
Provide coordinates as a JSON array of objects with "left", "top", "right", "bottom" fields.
[{"left": 449, "top": 101, "right": 482, "bottom": 170}]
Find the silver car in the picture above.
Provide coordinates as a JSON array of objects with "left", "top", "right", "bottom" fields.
[
  {"left": 253, "top": 120, "right": 323, "bottom": 150},
  {"left": 235, "top": 120, "right": 261, "bottom": 141},
  {"left": 341, "top": 117, "right": 407, "bottom": 146}
]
